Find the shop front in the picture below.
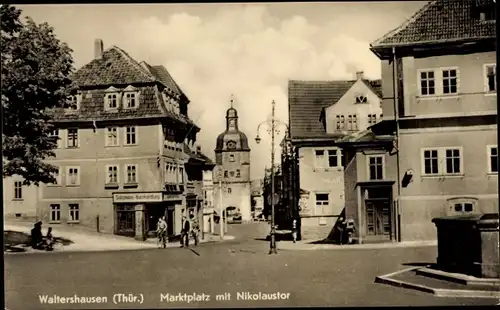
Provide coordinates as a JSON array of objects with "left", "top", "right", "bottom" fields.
[{"left": 113, "top": 192, "right": 183, "bottom": 240}]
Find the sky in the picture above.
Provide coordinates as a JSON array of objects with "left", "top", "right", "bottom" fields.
[{"left": 18, "top": 2, "right": 427, "bottom": 180}]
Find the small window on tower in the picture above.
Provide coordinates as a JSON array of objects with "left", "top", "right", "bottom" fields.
[{"left": 229, "top": 154, "right": 235, "bottom": 162}]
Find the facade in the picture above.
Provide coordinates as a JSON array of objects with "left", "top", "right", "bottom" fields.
[
  {"left": 285, "top": 75, "right": 382, "bottom": 241},
  {"left": 341, "top": 0, "right": 498, "bottom": 243},
  {"left": 202, "top": 170, "right": 215, "bottom": 233},
  {"left": 214, "top": 103, "right": 252, "bottom": 222},
  {"left": 5, "top": 39, "right": 214, "bottom": 240},
  {"left": 3, "top": 178, "right": 39, "bottom": 220}
]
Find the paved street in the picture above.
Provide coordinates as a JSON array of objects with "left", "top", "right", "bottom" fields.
[{"left": 5, "top": 222, "right": 498, "bottom": 309}]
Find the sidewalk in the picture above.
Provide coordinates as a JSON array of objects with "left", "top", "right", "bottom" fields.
[
  {"left": 4, "top": 221, "right": 234, "bottom": 254},
  {"left": 278, "top": 240, "right": 437, "bottom": 251}
]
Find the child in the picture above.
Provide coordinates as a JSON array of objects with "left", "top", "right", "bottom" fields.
[{"left": 45, "top": 227, "right": 54, "bottom": 251}]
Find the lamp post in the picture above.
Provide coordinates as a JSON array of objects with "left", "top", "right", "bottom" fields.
[{"left": 255, "top": 100, "right": 288, "bottom": 255}]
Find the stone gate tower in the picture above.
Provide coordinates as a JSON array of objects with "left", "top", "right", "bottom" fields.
[{"left": 214, "top": 97, "right": 252, "bottom": 222}]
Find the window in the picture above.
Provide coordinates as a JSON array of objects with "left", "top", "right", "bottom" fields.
[
  {"left": 368, "top": 114, "right": 377, "bottom": 126},
  {"left": 347, "top": 115, "right": 353, "bottom": 130},
  {"left": 445, "top": 148, "right": 461, "bottom": 174},
  {"left": 352, "top": 115, "right": 358, "bottom": 130},
  {"left": 106, "top": 127, "right": 119, "bottom": 146},
  {"left": 50, "top": 204, "right": 61, "bottom": 222},
  {"left": 66, "top": 167, "right": 80, "bottom": 186},
  {"left": 315, "top": 193, "right": 329, "bottom": 215},
  {"left": 419, "top": 70, "right": 435, "bottom": 96},
  {"left": 69, "top": 204, "right": 80, "bottom": 222},
  {"left": 488, "top": 145, "right": 498, "bottom": 173},
  {"left": 328, "top": 150, "right": 340, "bottom": 168},
  {"left": 227, "top": 188, "right": 232, "bottom": 194},
  {"left": 125, "top": 126, "right": 137, "bottom": 145},
  {"left": 67, "top": 128, "right": 79, "bottom": 148},
  {"left": 126, "top": 165, "right": 137, "bottom": 184},
  {"left": 355, "top": 95, "right": 367, "bottom": 103},
  {"left": 453, "top": 203, "right": 474, "bottom": 213},
  {"left": 224, "top": 170, "right": 228, "bottom": 178},
  {"left": 125, "top": 93, "right": 136, "bottom": 108},
  {"left": 423, "top": 149, "right": 439, "bottom": 175},
  {"left": 236, "top": 169, "right": 241, "bottom": 177},
  {"left": 66, "top": 95, "right": 80, "bottom": 111},
  {"left": 485, "top": 64, "right": 496, "bottom": 93},
  {"left": 367, "top": 155, "right": 384, "bottom": 180},
  {"left": 315, "top": 150, "right": 325, "bottom": 169},
  {"left": 107, "top": 165, "right": 119, "bottom": 184},
  {"left": 229, "top": 154, "right": 235, "bottom": 162},
  {"left": 335, "top": 115, "right": 341, "bottom": 129},
  {"left": 421, "top": 147, "right": 463, "bottom": 176},
  {"left": 106, "top": 93, "right": 118, "bottom": 109},
  {"left": 49, "top": 167, "right": 61, "bottom": 186},
  {"left": 48, "top": 129, "right": 61, "bottom": 148},
  {"left": 442, "top": 69, "right": 458, "bottom": 94},
  {"left": 179, "top": 167, "right": 184, "bottom": 183},
  {"left": 14, "top": 181, "right": 22, "bottom": 199}
]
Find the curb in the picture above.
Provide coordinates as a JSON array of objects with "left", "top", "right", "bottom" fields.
[
  {"left": 278, "top": 241, "right": 437, "bottom": 251},
  {"left": 416, "top": 267, "right": 500, "bottom": 287},
  {"left": 375, "top": 267, "right": 500, "bottom": 299}
]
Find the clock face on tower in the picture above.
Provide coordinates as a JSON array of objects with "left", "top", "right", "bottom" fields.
[{"left": 226, "top": 141, "right": 236, "bottom": 150}]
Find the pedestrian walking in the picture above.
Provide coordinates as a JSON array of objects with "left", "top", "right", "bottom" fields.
[
  {"left": 292, "top": 219, "right": 298, "bottom": 243},
  {"left": 191, "top": 216, "right": 200, "bottom": 246},
  {"left": 156, "top": 216, "right": 167, "bottom": 248},
  {"left": 180, "top": 216, "right": 191, "bottom": 248}
]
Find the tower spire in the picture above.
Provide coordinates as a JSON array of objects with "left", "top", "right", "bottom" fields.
[{"left": 230, "top": 94, "right": 234, "bottom": 109}]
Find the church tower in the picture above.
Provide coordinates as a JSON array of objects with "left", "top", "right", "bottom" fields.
[{"left": 214, "top": 96, "right": 252, "bottom": 223}]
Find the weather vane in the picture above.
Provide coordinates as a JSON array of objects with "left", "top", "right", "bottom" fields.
[{"left": 230, "top": 94, "right": 235, "bottom": 108}]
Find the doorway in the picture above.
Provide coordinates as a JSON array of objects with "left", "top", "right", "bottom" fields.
[{"left": 362, "top": 186, "right": 392, "bottom": 242}]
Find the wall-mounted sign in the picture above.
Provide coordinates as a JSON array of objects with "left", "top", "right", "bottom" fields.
[
  {"left": 113, "top": 192, "right": 163, "bottom": 203},
  {"left": 163, "top": 194, "right": 182, "bottom": 201}
]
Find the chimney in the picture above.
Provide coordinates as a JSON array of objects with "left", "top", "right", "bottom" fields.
[
  {"left": 356, "top": 71, "right": 364, "bottom": 80},
  {"left": 94, "top": 39, "right": 104, "bottom": 60}
]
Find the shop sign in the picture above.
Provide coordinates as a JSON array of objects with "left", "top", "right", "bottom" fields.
[
  {"left": 113, "top": 192, "right": 163, "bottom": 203},
  {"left": 163, "top": 194, "right": 181, "bottom": 201}
]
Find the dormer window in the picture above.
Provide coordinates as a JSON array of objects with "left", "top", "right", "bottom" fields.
[
  {"left": 123, "top": 85, "right": 140, "bottom": 109},
  {"left": 104, "top": 86, "right": 120, "bottom": 111},
  {"left": 107, "top": 94, "right": 118, "bottom": 109},
  {"left": 66, "top": 94, "right": 81, "bottom": 111},
  {"left": 355, "top": 95, "right": 367, "bottom": 103},
  {"left": 476, "top": 1, "right": 496, "bottom": 22},
  {"left": 125, "top": 93, "right": 136, "bottom": 108}
]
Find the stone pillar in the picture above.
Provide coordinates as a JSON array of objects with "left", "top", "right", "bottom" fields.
[{"left": 134, "top": 204, "right": 146, "bottom": 241}]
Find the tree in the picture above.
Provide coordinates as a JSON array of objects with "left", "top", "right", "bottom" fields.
[{"left": 2, "top": 5, "right": 75, "bottom": 185}]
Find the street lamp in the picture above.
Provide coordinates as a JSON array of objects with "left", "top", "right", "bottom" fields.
[{"left": 255, "top": 100, "right": 289, "bottom": 255}]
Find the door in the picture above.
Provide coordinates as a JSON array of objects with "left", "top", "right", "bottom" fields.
[
  {"left": 365, "top": 199, "right": 391, "bottom": 239},
  {"left": 167, "top": 209, "right": 174, "bottom": 236}
]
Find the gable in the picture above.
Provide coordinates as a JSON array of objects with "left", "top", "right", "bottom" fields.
[{"left": 325, "top": 79, "right": 382, "bottom": 114}]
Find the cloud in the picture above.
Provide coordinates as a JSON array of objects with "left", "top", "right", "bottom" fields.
[{"left": 106, "top": 5, "right": 382, "bottom": 179}]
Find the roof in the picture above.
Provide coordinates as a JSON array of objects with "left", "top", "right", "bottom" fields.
[
  {"left": 183, "top": 143, "right": 215, "bottom": 167},
  {"left": 371, "top": 0, "right": 496, "bottom": 49},
  {"left": 337, "top": 128, "right": 394, "bottom": 146},
  {"left": 73, "top": 46, "right": 156, "bottom": 87},
  {"left": 51, "top": 86, "right": 193, "bottom": 124},
  {"left": 288, "top": 79, "right": 382, "bottom": 140},
  {"left": 141, "top": 62, "right": 189, "bottom": 102}
]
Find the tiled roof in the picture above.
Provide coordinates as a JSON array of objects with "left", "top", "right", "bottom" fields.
[
  {"left": 288, "top": 79, "right": 382, "bottom": 140},
  {"left": 371, "top": 0, "right": 496, "bottom": 48},
  {"left": 145, "top": 64, "right": 189, "bottom": 102},
  {"left": 51, "top": 86, "right": 188, "bottom": 123},
  {"left": 73, "top": 46, "right": 156, "bottom": 87}
]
